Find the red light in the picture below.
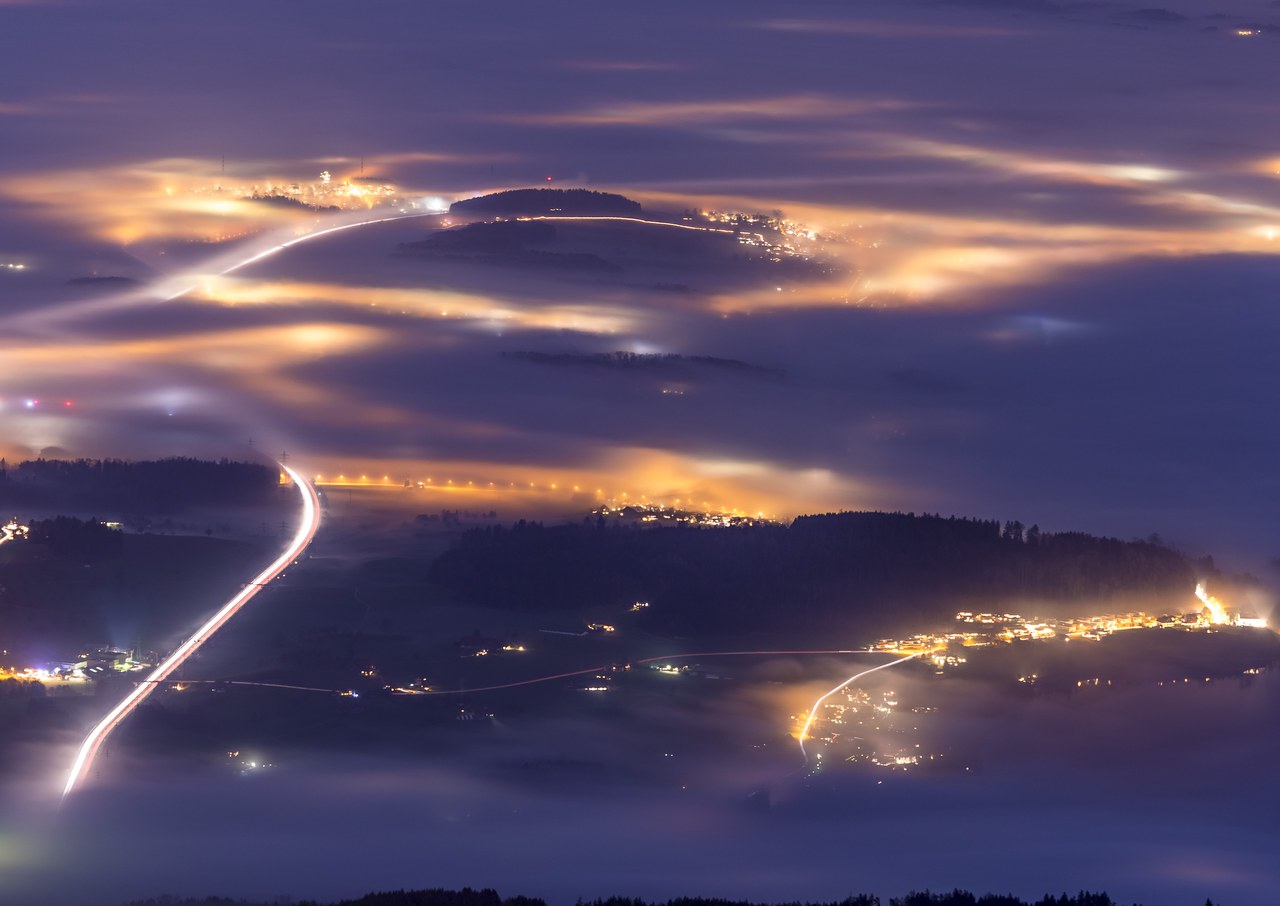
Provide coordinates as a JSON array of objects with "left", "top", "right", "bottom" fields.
[
  {"left": 63, "top": 400, "right": 73, "bottom": 407},
  {"left": 546, "top": 175, "right": 553, "bottom": 181}
]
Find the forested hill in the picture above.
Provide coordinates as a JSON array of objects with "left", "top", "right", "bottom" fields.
[
  {"left": 428, "top": 511, "right": 1199, "bottom": 638},
  {"left": 123, "top": 887, "right": 1150, "bottom": 906},
  {"left": 0, "top": 458, "right": 280, "bottom": 511},
  {"left": 449, "top": 188, "right": 642, "bottom": 216}
]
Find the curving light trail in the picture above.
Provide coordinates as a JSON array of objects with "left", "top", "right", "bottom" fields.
[
  {"left": 3, "top": 208, "right": 738, "bottom": 339},
  {"left": 136, "top": 650, "right": 870, "bottom": 701},
  {"left": 168, "top": 212, "right": 429, "bottom": 298},
  {"left": 797, "top": 648, "right": 941, "bottom": 765},
  {"left": 517, "top": 214, "right": 736, "bottom": 235},
  {"left": 419, "top": 648, "right": 868, "bottom": 696},
  {"left": 0, "top": 211, "right": 435, "bottom": 336},
  {"left": 146, "top": 678, "right": 342, "bottom": 694},
  {"left": 61, "top": 464, "right": 320, "bottom": 797}
]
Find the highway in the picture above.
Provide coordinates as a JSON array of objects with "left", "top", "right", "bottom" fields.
[
  {"left": 61, "top": 464, "right": 321, "bottom": 797},
  {"left": 797, "top": 648, "right": 942, "bottom": 765}
]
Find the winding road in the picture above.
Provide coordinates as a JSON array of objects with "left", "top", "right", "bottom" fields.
[{"left": 62, "top": 464, "right": 320, "bottom": 796}]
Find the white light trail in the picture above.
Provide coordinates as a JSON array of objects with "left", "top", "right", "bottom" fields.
[
  {"left": 0, "top": 211, "right": 434, "bottom": 335},
  {"left": 160, "top": 212, "right": 430, "bottom": 301},
  {"left": 418, "top": 648, "right": 868, "bottom": 696},
  {"left": 517, "top": 214, "right": 736, "bottom": 234},
  {"left": 797, "top": 648, "right": 939, "bottom": 765},
  {"left": 61, "top": 464, "right": 320, "bottom": 797}
]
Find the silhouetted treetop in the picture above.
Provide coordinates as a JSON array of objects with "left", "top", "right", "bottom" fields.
[
  {"left": 450, "top": 188, "right": 642, "bottom": 216},
  {"left": 3, "top": 458, "right": 279, "bottom": 511},
  {"left": 122, "top": 888, "right": 1151, "bottom": 906},
  {"left": 27, "top": 515, "right": 123, "bottom": 561},
  {"left": 430, "top": 511, "right": 1196, "bottom": 638},
  {"left": 321, "top": 888, "right": 544, "bottom": 906}
]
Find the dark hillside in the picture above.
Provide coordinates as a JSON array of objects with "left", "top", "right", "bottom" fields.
[
  {"left": 0, "top": 458, "right": 279, "bottom": 512},
  {"left": 429, "top": 512, "right": 1197, "bottom": 639},
  {"left": 450, "top": 187, "right": 642, "bottom": 216}
]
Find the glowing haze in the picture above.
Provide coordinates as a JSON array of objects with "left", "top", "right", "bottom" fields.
[{"left": 3, "top": 0, "right": 1280, "bottom": 903}]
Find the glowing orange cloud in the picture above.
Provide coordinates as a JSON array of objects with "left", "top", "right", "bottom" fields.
[
  {"left": 498, "top": 96, "right": 915, "bottom": 127},
  {"left": 195, "top": 278, "right": 642, "bottom": 335}
]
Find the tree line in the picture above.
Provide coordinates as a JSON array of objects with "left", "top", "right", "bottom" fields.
[
  {"left": 123, "top": 887, "right": 1181, "bottom": 906},
  {"left": 0, "top": 457, "right": 280, "bottom": 511},
  {"left": 27, "top": 514, "right": 123, "bottom": 561},
  {"left": 428, "top": 511, "right": 1198, "bottom": 638},
  {"left": 449, "top": 188, "right": 642, "bottom": 216}
]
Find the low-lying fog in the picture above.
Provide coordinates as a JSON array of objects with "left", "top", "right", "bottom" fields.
[{"left": 7, "top": 657, "right": 1279, "bottom": 906}]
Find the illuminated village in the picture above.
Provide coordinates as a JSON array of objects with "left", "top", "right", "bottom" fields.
[
  {"left": 0, "top": 645, "right": 150, "bottom": 686},
  {"left": 188, "top": 169, "right": 410, "bottom": 212},
  {"left": 592, "top": 503, "right": 778, "bottom": 528},
  {"left": 873, "top": 583, "right": 1267, "bottom": 666},
  {"left": 0, "top": 517, "right": 153, "bottom": 687},
  {"left": 797, "top": 584, "right": 1272, "bottom": 775}
]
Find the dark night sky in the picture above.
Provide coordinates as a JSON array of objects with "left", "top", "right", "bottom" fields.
[{"left": 3, "top": 1, "right": 1280, "bottom": 903}]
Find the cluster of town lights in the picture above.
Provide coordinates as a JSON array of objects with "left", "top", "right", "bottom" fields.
[{"left": 798, "top": 584, "right": 1270, "bottom": 767}]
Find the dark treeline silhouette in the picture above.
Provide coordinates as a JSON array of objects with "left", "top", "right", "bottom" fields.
[
  {"left": 248, "top": 193, "right": 339, "bottom": 212},
  {"left": 0, "top": 677, "right": 45, "bottom": 698},
  {"left": 27, "top": 515, "right": 123, "bottom": 561},
  {"left": 66, "top": 274, "right": 139, "bottom": 288},
  {"left": 122, "top": 889, "right": 1156, "bottom": 906},
  {"left": 449, "top": 187, "right": 642, "bottom": 216},
  {"left": 327, "top": 892, "right": 544, "bottom": 906},
  {"left": 0, "top": 457, "right": 279, "bottom": 511},
  {"left": 123, "top": 898, "right": 255, "bottom": 906},
  {"left": 582, "top": 899, "right": 878, "bottom": 906},
  {"left": 429, "top": 511, "right": 1196, "bottom": 637},
  {"left": 889, "top": 894, "right": 1134, "bottom": 906}
]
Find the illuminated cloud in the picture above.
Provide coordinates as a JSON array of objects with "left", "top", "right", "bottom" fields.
[
  {"left": 308, "top": 150, "right": 521, "bottom": 169},
  {"left": 4, "top": 3, "right": 1280, "bottom": 903},
  {"left": 0, "top": 159, "right": 315, "bottom": 245},
  {"left": 498, "top": 96, "right": 917, "bottom": 127},
  {"left": 195, "top": 278, "right": 643, "bottom": 335}
]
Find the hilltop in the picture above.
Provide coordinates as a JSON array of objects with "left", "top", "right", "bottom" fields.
[
  {"left": 429, "top": 511, "right": 1201, "bottom": 639},
  {"left": 449, "top": 187, "right": 643, "bottom": 217}
]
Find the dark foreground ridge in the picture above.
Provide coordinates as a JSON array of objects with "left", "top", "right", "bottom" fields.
[
  {"left": 397, "top": 220, "right": 621, "bottom": 273},
  {"left": 450, "top": 187, "right": 643, "bottom": 216},
  {"left": 430, "top": 511, "right": 1198, "bottom": 637},
  {"left": 120, "top": 886, "right": 1189, "bottom": 906}
]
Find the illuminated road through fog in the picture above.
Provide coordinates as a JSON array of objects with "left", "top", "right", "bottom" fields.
[
  {"left": 4, "top": 0, "right": 1280, "bottom": 903},
  {"left": 61, "top": 464, "right": 321, "bottom": 797}
]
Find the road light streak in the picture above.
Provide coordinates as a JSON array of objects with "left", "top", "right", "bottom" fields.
[
  {"left": 61, "top": 464, "right": 319, "bottom": 797},
  {"left": 516, "top": 214, "right": 736, "bottom": 235},
  {"left": 420, "top": 649, "right": 867, "bottom": 696},
  {"left": 797, "top": 649, "right": 940, "bottom": 765}
]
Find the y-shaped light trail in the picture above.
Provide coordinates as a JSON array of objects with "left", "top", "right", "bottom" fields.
[
  {"left": 61, "top": 464, "right": 320, "bottom": 797},
  {"left": 797, "top": 648, "right": 941, "bottom": 765},
  {"left": 1, "top": 211, "right": 431, "bottom": 338}
]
